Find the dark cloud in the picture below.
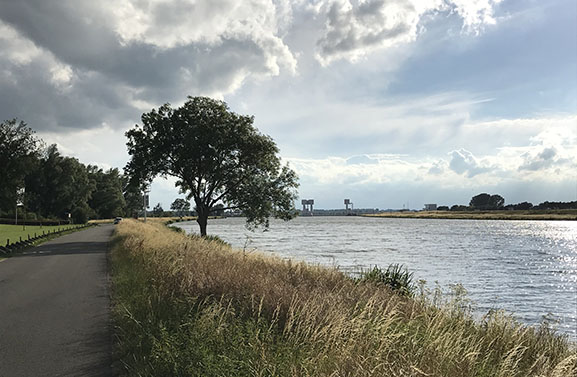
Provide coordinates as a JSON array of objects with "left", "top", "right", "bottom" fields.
[{"left": 0, "top": 0, "right": 295, "bottom": 131}]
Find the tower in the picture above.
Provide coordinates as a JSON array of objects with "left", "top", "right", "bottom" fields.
[{"left": 301, "top": 199, "right": 314, "bottom": 215}]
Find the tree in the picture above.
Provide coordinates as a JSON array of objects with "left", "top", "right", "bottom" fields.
[
  {"left": 26, "top": 145, "right": 95, "bottom": 219},
  {"left": 88, "top": 168, "right": 126, "bottom": 219},
  {"left": 125, "top": 96, "right": 299, "bottom": 236},
  {"left": 0, "top": 119, "right": 42, "bottom": 215},
  {"left": 123, "top": 179, "right": 144, "bottom": 218},
  {"left": 506, "top": 201, "right": 533, "bottom": 211},
  {"left": 152, "top": 203, "right": 164, "bottom": 217},
  {"left": 170, "top": 198, "right": 190, "bottom": 217},
  {"left": 470, "top": 193, "right": 505, "bottom": 210}
]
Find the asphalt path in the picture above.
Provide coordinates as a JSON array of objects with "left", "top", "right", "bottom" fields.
[{"left": 0, "top": 225, "right": 114, "bottom": 377}]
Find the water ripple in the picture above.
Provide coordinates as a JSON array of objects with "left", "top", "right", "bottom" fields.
[{"left": 175, "top": 217, "right": 577, "bottom": 339}]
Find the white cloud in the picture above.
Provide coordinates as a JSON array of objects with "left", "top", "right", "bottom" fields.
[
  {"left": 314, "top": 0, "right": 502, "bottom": 64},
  {"left": 109, "top": 0, "right": 298, "bottom": 74},
  {"left": 280, "top": 113, "right": 577, "bottom": 207},
  {"left": 448, "top": 148, "right": 490, "bottom": 177},
  {"left": 37, "top": 124, "right": 129, "bottom": 169},
  {"left": 449, "top": 0, "right": 503, "bottom": 33}
]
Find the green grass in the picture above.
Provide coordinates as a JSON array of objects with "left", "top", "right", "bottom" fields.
[
  {"left": 0, "top": 224, "right": 82, "bottom": 246},
  {"left": 111, "top": 220, "right": 577, "bottom": 376}
]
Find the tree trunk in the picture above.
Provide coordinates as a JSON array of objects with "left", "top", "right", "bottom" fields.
[{"left": 196, "top": 209, "right": 208, "bottom": 236}]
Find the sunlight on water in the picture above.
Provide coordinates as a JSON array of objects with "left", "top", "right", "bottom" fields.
[{"left": 176, "top": 217, "right": 577, "bottom": 339}]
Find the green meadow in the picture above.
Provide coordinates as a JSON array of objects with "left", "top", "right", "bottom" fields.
[{"left": 0, "top": 224, "right": 80, "bottom": 246}]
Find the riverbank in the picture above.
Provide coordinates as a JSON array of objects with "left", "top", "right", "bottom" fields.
[
  {"left": 110, "top": 219, "right": 576, "bottom": 376},
  {"left": 364, "top": 209, "right": 577, "bottom": 221}
]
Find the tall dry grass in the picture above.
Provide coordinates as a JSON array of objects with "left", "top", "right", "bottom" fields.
[
  {"left": 365, "top": 210, "right": 577, "bottom": 221},
  {"left": 111, "top": 219, "right": 576, "bottom": 376}
]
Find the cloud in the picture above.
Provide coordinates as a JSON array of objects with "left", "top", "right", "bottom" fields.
[
  {"left": 314, "top": 0, "right": 502, "bottom": 65},
  {"left": 283, "top": 112, "right": 577, "bottom": 203},
  {"left": 37, "top": 124, "right": 130, "bottom": 169},
  {"left": 448, "top": 148, "right": 490, "bottom": 177},
  {"left": 517, "top": 142, "right": 575, "bottom": 173},
  {"left": 0, "top": 0, "right": 297, "bottom": 131},
  {"left": 519, "top": 147, "right": 558, "bottom": 171},
  {"left": 449, "top": 0, "right": 503, "bottom": 33},
  {"left": 315, "top": 0, "right": 422, "bottom": 65},
  {"left": 0, "top": 0, "right": 506, "bottom": 133},
  {"left": 428, "top": 160, "right": 446, "bottom": 175},
  {"left": 346, "top": 154, "right": 379, "bottom": 164}
]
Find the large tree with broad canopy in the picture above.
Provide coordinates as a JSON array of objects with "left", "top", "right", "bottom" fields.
[{"left": 125, "top": 96, "right": 299, "bottom": 236}]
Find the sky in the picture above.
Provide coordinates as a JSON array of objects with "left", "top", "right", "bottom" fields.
[{"left": 1, "top": 0, "right": 576, "bottom": 210}]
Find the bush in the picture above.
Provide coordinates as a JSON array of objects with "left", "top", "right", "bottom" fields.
[{"left": 359, "top": 264, "right": 415, "bottom": 296}]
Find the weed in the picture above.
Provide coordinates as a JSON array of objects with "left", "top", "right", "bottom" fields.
[{"left": 358, "top": 264, "right": 415, "bottom": 296}]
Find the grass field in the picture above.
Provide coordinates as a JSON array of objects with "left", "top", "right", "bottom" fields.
[
  {"left": 0, "top": 224, "right": 81, "bottom": 246},
  {"left": 365, "top": 210, "right": 577, "bottom": 221},
  {"left": 111, "top": 219, "right": 576, "bottom": 376}
]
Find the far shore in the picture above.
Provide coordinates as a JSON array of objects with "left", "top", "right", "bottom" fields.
[{"left": 363, "top": 210, "right": 577, "bottom": 221}]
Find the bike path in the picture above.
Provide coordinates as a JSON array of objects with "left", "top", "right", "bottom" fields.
[{"left": 0, "top": 225, "right": 114, "bottom": 377}]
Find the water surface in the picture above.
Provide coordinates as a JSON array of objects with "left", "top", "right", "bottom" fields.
[{"left": 175, "top": 216, "right": 577, "bottom": 338}]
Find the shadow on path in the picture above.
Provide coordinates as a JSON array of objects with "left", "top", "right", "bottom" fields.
[{"left": 0, "top": 225, "right": 115, "bottom": 377}]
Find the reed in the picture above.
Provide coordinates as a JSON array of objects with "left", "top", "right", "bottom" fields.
[{"left": 111, "top": 219, "right": 576, "bottom": 376}]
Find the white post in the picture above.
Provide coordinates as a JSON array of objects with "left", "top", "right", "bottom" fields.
[{"left": 144, "top": 194, "right": 147, "bottom": 223}]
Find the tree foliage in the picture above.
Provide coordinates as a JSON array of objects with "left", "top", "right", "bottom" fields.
[
  {"left": 125, "top": 96, "right": 299, "bottom": 235},
  {"left": 152, "top": 203, "right": 164, "bottom": 217},
  {"left": 534, "top": 201, "right": 577, "bottom": 210},
  {"left": 1, "top": 123, "right": 131, "bottom": 222},
  {"left": 28, "top": 145, "right": 95, "bottom": 219},
  {"left": 170, "top": 198, "right": 190, "bottom": 217},
  {"left": 123, "top": 179, "right": 144, "bottom": 218},
  {"left": 0, "top": 119, "right": 42, "bottom": 211},
  {"left": 469, "top": 193, "right": 505, "bottom": 210},
  {"left": 88, "top": 168, "right": 126, "bottom": 219},
  {"left": 505, "top": 201, "right": 533, "bottom": 210}
]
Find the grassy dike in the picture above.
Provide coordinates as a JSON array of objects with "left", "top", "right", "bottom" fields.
[
  {"left": 364, "top": 210, "right": 577, "bottom": 221},
  {"left": 110, "top": 219, "right": 576, "bottom": 376}
]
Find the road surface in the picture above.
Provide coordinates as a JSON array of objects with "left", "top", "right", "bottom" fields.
[{"left": 0, "top": 225, "right": 114, "bottom": 377}]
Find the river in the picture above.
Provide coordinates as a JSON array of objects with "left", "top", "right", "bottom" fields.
[{"left": 174, "top": 216, "right": 577, "bottom": 339}]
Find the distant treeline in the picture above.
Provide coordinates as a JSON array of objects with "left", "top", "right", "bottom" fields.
[
  {"left": 1, "top": 119, "right": 143, "bottom": 224},
  {"left": 437, "top": 193, "right": 577, "bottom": 211}
]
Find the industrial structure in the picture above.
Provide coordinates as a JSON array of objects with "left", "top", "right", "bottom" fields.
[
  {"left": 344, "top": 199, "right": 353, "bottom": 211},
  {"left": 301, "top": 199, "right": 314, "bottom": 215}
]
